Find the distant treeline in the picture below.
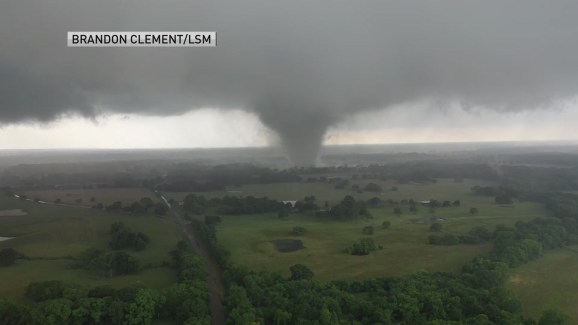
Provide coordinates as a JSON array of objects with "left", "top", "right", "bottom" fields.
[
  {"left": 159, "top": 165, "right": 301, "bottom": 191},
  {"left": 5, "top": 158, "right": 578, "bottom": 198},
  {"left": 183, "top": 194, "right": 284, "bottom": 215}
]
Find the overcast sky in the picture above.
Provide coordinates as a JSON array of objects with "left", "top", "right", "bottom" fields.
[
  {"left": 2, "top": 1, "right": 578, "bottom": 162},
  {"left": 2, "top": 101, "right": 577, "bottom": 149}
]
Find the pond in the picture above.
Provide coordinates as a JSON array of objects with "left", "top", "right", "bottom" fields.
[{"left": 272, "top": 239, "right": 304, "bottom": 253}]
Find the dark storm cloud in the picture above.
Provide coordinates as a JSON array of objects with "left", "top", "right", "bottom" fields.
[{"left": 1, "top": 0, "right": 578, "bottom": 164}]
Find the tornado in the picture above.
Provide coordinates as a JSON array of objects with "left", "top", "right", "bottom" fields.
[{"left": 2, "top": 1, "right": 578, "bottom": 165}]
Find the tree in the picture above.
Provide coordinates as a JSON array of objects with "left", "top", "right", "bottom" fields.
[
  {"left": 495, "top": 194, "right": 513, "bottom": 205},
  {"left": 347, "top": 238, "right": 377, "bottom": 255},
  {"left": 430, "top": 223, "right": 442, "bottom": 232},
  {"left": 364, "top": 183, "right": 382, "bottom": 192},
  {"left": 362, "top": 226, "right": 374, "bottom": 235},
  {"left": 329, "top": 196, "right": 371, "bottom": 220},
  {"left": 129, "top": 202, "right": 146, "bottom": 214},
  {"left": 161, "top": 282, "right": 210, "bottom": 323},
  {"left": 539, "top": 309, "right": 570, "bottom": 325},
  {"left": 107, "top": 201, "right": 122, "bottom": 211},
  {"left": 109, "top": 223, "right": 150, "bottom": 251},
  {"left": 278, "top": 207, "right": 289, "bottom": 219},
  {"left": 226, "top": 285, "right": 257, "bottom": 324},
  {"left": 0, "top": 299, "right": 29, "bottom": 324},
  {"left": 367, "top": 197, "right": 382, "bottom": 207},
  {"left": 0, "top": 248, "right": 20, "bottom": 267},
  {"left": 289, "top": 264, "right": 314, "bottom": 280},
  {"left": 25, "top": 281, "right": 67, "bottom": 302},
  {"left": 124, "top": 288, "right": 161, "bottom": 325},
  {"left": 36, "top": 298, "right": 72, "bottom": 325},
  {"left": 382, "top": 221, "right": 391, "bottom": 229},
  {"left": 393, "top": 207, "right": 402, "bottom": 216},
  {"left": 154, "top": 203, "right": 168, "bottom": 216},
  {"left": 470, "top": 207, "right": 478, "bottom": 215},
  {"left": 107, "top": 251, "right": 139, "bottom": 276}
]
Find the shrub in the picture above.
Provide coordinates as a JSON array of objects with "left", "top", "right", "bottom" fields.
[
  {"left": 364, "top": 183, "right": 382, "bottom": 192},
  {"left": 362, "top": 226, "right": 374, "bottom": 235},
  {"left": 289, "top": 264, "right": 314, "bottom": 280},
  {"left": 0, "top": 248, "right": 20, "bottom": 267},
  {"left": 346, "top": 238, "right": 377, "bottom": 255},
  {"left": 430, "top": 223, "right": 442, "bottom": 232},
  {"left": 109, "top": 222, "right": 150, "bottom": 251}
]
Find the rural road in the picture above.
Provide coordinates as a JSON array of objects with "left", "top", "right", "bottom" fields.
[{"left": 158, "top": 193, "right": 226, "bottom": 325}]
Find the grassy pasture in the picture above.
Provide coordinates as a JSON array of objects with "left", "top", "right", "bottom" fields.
[
  {"left": 0, "top": 196, "right": 184, "bottom": 299},
  {"left": 213, "top": 179, "right": 547, "bottom": 280},
  {"left": 508, "top": 246, "right": 578, "bottom": 322},
  {"left": 21, "top": 187, "right": 157, "bottom": 206},
  {"left": 0, "top": 260, "right": 174, "bottom": 301}
]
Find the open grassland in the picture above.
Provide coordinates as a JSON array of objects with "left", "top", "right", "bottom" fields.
[
  {"left": 0, "top": 261, "right": 174, "bottom": 301},
  {"left": 0, "top": 196, "right": 184, "bottom": 299},
  {"left": 21, "top": 187, "right": 157, "bottom": 206},
  {"left": 508, "top": 246, "right": 578, "bottom": 323},
  {"left": 214, "top": 179, "right": 547, "bottom": 280}
]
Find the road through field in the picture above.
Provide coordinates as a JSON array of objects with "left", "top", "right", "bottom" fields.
[{"left": 159, "top": 193, "right": 226, "bottom": 325}]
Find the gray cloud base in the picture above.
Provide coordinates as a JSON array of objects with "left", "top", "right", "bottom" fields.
[{"left": 1, "top": 0, "right": 578, "bottom": 164}]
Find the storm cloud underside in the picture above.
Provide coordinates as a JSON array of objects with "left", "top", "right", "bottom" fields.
[{"left": 1, "top": 1, "right": 578, "bottom": 164}]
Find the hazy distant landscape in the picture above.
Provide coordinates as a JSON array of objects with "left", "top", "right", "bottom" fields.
[{"left": 1, "top": 142, "right": 578, "bottom": 323}]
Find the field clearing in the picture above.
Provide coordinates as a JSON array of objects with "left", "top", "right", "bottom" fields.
[
  {"left": 0, "top": 260, "right": 174, "bottom": 300},
  {"left": 21, "top": 187, "right": 158, "bottom": 206},
  {"left": 166, "top": 178, "right": 497, "bottom": 206},
  {"left": 214, "top": 179, "right": 547, "bottom": 280},
  {"left": 508, "top": 247, "right": 578, "bottom": 322},
  {"left": 0, "top": 196, "right": 184, "bottom": 298}
]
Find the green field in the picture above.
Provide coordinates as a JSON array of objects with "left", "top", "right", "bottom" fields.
[
  {"left": 508, "top": 246, "right": 578, "bottom": 322},
  {"left": 213, "top": 179, "right": 547, "bottom": 280},
  {"left": 0, "top": 195, "right": 184, "bottom": 299},
  {"left": 2, "top": 179, "right": 555, "bottom": 301}
]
